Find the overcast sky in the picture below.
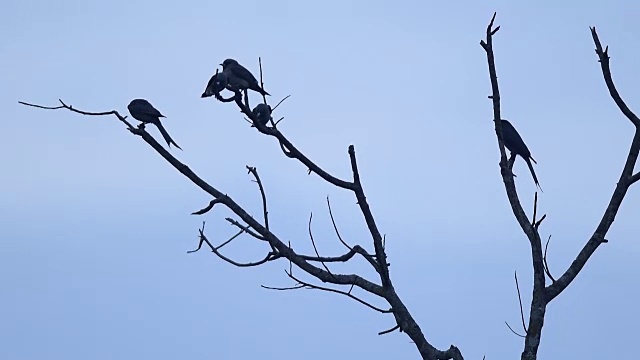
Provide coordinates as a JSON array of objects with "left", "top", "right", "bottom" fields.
[{"left": 2, "top": 1, "right": 640, "bottom": 359}]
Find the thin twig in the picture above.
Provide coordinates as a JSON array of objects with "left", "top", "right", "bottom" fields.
[
  {"left": 327, "top": 196, "right": 352, "bottom": 250},
  {"left": 246, "top": 166, "right": 270, "bottom": 231},
  {"left": 505, "top": 321, "right": 526, "bottom": 338},
  {"left": 532, "top": 192, "right": 538, "bottom": 225},
  {"left": 286, "top": 271, "right": 391, "bottom": 314},
  {"left": 199, "top": 226, "right": 278, "bottom": 267},
  {"left": 192, "top": 198, "right": 224, "bottom": 215},
  {"left": 225, "top": 218, "right": 266, "bottom": 241},
  {"left": 216, "top": 229, "right": 245, "bottom": 251},
  {"left": 378, "top": 325, "right": 400, "bottom": 336},
  {"left": 543, "top": 235, "right": 556, "bottom": 282},
  {"left": 514, "top": 271, "right": 528, "bottom": 334},
  {"left": 261, "top": 284, "right": 306, "bottom": 291},
  {"left": 19, "top": 99, "right": 135, "bottom": 129},
  {"left": 258, "top": 57, "right": 268, "bottom": 106},
  {"left": 271, "top": 95, "right": 291, "bottom": 112},
  {"left": 308, "top": 212, "right": 334, "bottom": 277}
]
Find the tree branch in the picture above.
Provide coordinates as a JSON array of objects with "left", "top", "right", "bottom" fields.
[
  {"left": 232, "top": 95, "right": 354, "bottom": 190},
  {"left": 326, "top": 196, "right": 380, "bottom": 271},
  {"left": 480, "top": 13, "right": 547, "bottom": 360},
  {"left": 19, "top": 99, "right": 386, "bottom": 299},
  {"left": 544, "top": 28, "right": 640, "bottom": 303},
  {"left": 348, "top": 145, "right": 391, "bottom": 287},
  {"left": 589, "top": 27, "right": 640, "bottom": 127},
  {"left": 285, "top": 271, "right": 392, "bottom": 314}
]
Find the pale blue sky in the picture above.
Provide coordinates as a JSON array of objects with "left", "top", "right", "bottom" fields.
[{"left": 2, "top": 1, "right": 640, "bottom": 359}]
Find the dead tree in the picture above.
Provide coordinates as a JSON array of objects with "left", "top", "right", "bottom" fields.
[
  {"left": 480, "top": 13, "right": 640, "bottom": 360},
  {"left": 19, "top": 13, "right": 639, "bottom": 360}
]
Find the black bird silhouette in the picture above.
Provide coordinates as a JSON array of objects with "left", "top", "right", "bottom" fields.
[
  {"left": 128, "top": 99, "right": 182, "bottom": 150},
  {"left": 252, "top": 103, "right": 272, "bottom": 126},
  {"left": 221, "top": 58, "right": 270, "bottom": 96},
  {"left": 500, "top": 119, "right": 541, "bottom": 191},
  {"left": 201, "top": 71, "right": 228, "bottom": 98}
]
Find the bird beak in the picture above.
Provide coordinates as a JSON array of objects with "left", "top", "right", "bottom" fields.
[{"left": 219, "top": 63, "right": 223, "bottom": 66}]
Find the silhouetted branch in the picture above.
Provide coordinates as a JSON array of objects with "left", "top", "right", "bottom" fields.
[
  {"left": 308, "top": 212, "right": 334, "bottom": 277},
  {"left": 261, "top": 284, "right": 305, "bottom": 291},
  {"left": 192, "top": 198, "right": 225, "bottom": 215},
  {"left": 19, "top": 99, "right": 135, "bottom": 129},
  {"left": 504, "top": 321, "right": 526, "bottom": 338},
  {"left": 327, "top": 196, "right": 352, "bottom": 250},
  {"left": 326, "top": 197, "right": 379, "bottom": 270},
  {"left": 231, "top": 95, "right": 354, "bottom": 190},
  {"left": 514, "top": 271, "right": 528, "bottom": 334},
  {"left": 378, "top": 324, "right": 400, "bottom": 336},
  {"left": 543, "top": 235, "right": 556, "bottom": 283},
  {"left": 258, "top": 57, "right": 268, "bottom": 106},
  {"left": 348, "top": 145, "right": 391, "bottom": 287},
  {"left": 225, "top": 218, "right": 267, "bottom": 241},
  {"left": 589, "top": 27, "right": 640, "bottom": 127},
  {"left": 481, "top": 13, "right": 547, "bottom": 360},
  {"left": 630, "top": 172, "right": 640, "bottom": 185},
  {"left": 285, "top": 271, "right": 391, "bottom": 314},
  {"left": 246, "top": 166, "right": 270, "bottom": 231},
  {"left": 22, "top": 58, "right": 461, "bottom": 358},
  {"left": 545, "top": 28, "right": 640, "bottom": 303},
  {"left": 271, "top": 95, "right": 291, "bottom": 112},
  {"left": 295, "top": 247, "right": 357, "bottom": 262}
]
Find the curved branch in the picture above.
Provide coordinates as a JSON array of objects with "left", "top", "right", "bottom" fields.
[
  {"left": 232, "top": 96, "right": 355, "bottom": 190},
  {"left": 544, "top": 29, "right": 640, "bottom": 303},
  {"left": 589, "top": 27, "right": 640, "bottom": 127}
]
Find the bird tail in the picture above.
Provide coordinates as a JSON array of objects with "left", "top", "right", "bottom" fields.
[
  {"left": 525, "top": 157, "right": 543, "bottom": 192},
  {"left": 156, "top": 122, "right": 183, "bottom": 151},
  {"left": 251, "top": 84, "right": 270, "bottom": 96}
]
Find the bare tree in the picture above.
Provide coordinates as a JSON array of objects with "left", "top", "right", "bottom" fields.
[
  {"left": 19, "top": 13, "right": 639, "bottom": 360},
  {"left": 480, "top": 13, "right": 640, "bottom": 360}
]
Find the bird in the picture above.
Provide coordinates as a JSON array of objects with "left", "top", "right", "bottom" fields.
[
  {"left": 220, "top": 58, "right": 270, "bottom": 96},
  {"left": 499, "top": 119, "right": 541, "bottom": 191},
  {"left": 252, "top": 103, "right": 272, "bottom": 126},
  {"left": 201, "top": 71, "right": 228, "bottom": 98},
  {"left": 127, "top": 99, "right": 182, "bottom": 150}
]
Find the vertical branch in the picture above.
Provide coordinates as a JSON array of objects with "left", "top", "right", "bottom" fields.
[{"left": 480, "top": 13, "right": 547, "bottom": 360}]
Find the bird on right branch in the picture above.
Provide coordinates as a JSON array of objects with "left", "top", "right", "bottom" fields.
[
  {"left": 252, "top": 103, "right": 272, "bottom": 127},
  {"left": 499, "top": 119, "right": 542, "bottom": 191}
]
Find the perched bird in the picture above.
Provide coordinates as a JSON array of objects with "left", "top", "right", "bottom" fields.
[
  {"left": 201, "top": 71, "right": 228, "bottom": 98},
  {"left": 128, "top": 99, "right": 182, "bottom": 150},
  {"left": 252, "top": 103, "right": 272, "bottom": 126},
  {"left": 499, "top": 119, "right": 541, "bottom": 191},
  {"left": 221, "top": 58, "right": 270, "bottom": 96}
]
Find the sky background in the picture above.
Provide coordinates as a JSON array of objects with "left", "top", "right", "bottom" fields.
[{"left": 2, "top": 1, "right": 640, "bottom": 359}]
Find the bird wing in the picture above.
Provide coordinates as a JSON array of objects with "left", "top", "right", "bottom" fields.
[
  {"left": 501, "top": 120, "right": 530, "bottom": 157},
  {"left": 139, "top": 103, "right": 164, "bottom": 118},
  {"left": 231, "top": 64, "right": 259, "bottom": 84}
]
